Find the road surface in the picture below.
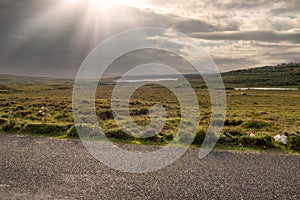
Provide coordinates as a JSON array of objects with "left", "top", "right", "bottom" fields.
[{"left": 0, "top": 134, "right": 299, "bottom": 199}]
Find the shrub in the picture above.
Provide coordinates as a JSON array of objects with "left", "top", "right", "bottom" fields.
[
  {"left": 242, "top": 120, "right": 269, "bottom": 129},
  {"left": 1, "top": 114, "right": 8, "bottom": 118},
  {"left": 192, "top": 127, "right": 206, "bottom": 145},
  {"left": 14, "top": 111, "right": 32, "bottom": 117},
  {"left": 66, "top": 126, "right": 79, "bottom": 138},
  {"left": 143, "top": 134, "right": 165, "bottom": 143},
  {"left": 105, "top": 129, "right": 134, "bottom": 140},
  {"left": 140, "top": 129, "right": 156, "bottom": 138},
  {"left": 26, "top": 114, "right": 40, "bottom": 121},
  {"left": 74, "top": 124, "right": 104, "bottom": 139},
  {"left": 217, "top": 132, "right": 274, "bottom": 148},
  {"left": 0, "top": 118, "right": 7, "bottom": 125},
  {"left": 164, "top": 133, "right": 174, "bottom": 141},
  {"left": 253, "top": 134, "right": 274, "bottom": 148},
  {"left": 239, "top": 134, "right": 274, "bottom": 148},
  {"left": 0, "top": 90, "right": 9, "bottom": 94},
  {"left": 225, "top": 87, "right": 235, "bottom": 90},
  {"left": 211, "top": 119, "right": 225, "bottom": 127},
  {"left": 128, "top": 108, "right": 149, "bottom": 116},
  {"left": 129, "top": 100, "right": 142, "bottom": 105},
  {"left": 130, "top": 109, "right": 139, "bottom": 116},
  {"left": 224, "top": 119, "right": 243, "bottom": 126},
  {"left": 54, "top": 113, "right": 72, "bottom": 122},
  {"left": 238, "top": 135, "right": 255, "bottom": 146},
  {"left": 1, "top": 120, "right": 17, "bottom": 132},
  {"left": 97, "top": 110, "right": 114, "bottom": 120},
  {"left": 56, "top": 86, "right": 71, "bottom": 90},
  {"left": 15, "top": 105, "right": 25, "bottom": 110},
  {"left": 139, "top": 108, "right": 149, "bottom": 115},
  {"left": 23, "top": 123, "right": 68, "bottom": 136},
  {"left": 217, "top": 134, "right": 238, "bottom": 145},
  {"left": 223, "top": 127, "right": 245, "bottom": 137},
  {"left": 178, "top": 132, "right": 194, "bottom": 144},
  {"left": 288, "top": 133, "right": 300, "bottom": 151}
]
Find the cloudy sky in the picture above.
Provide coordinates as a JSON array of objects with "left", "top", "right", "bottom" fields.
[{"left": 0, "top": 0, "right": 299, "bottom": 77}]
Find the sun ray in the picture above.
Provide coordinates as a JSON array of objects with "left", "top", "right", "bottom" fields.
[{"left": 66, "top": 0, "right": 145, "bottom": 10}]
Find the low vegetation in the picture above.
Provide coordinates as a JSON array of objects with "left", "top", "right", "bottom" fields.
[{"left": 0, "top": 64, "right": 299, "bottom": 153}]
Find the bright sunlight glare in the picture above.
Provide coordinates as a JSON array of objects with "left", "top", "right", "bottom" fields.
[
  {"left": 66, "top": 0, "right": 142, "bottom": 10},
  {"left": 91, "top": 0, "right": 129, "bottom": 8},
  {"left": 66, "top": 0, "right": 80, "bottom": 4}
]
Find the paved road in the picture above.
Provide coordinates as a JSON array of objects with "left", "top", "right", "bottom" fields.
[{"left": 0, "top": 134, "right": 299, "bottom": 200}]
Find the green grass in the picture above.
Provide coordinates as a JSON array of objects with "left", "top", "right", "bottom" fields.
[
  {"left": 0, "top": 69, "right": 299, "bottom": 153},
  {"left": 186, "top": 63, "right": 300, "bottom": 88}
]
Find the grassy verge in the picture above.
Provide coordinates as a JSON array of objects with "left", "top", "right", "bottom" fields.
[
  {"left": 1, "top": 122, "right": 299, "bottom": 154},
  {"left": 1, "top": 131, "right": 300, "bottom": 155}
]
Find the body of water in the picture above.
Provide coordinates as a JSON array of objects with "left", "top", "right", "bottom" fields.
[
  {"left": 116, "top": 78, "right": 179, "bottom": 83},
  {"left": 234, "top": 87, "right": 298, "bottom": 91}
]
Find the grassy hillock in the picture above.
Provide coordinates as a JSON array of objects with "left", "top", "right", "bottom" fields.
[{"left": 222, "top": 63, "right": 300, "bottom": 87}]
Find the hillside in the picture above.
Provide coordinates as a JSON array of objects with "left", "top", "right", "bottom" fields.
[
  {"left": 0, "top": 63, "right": 299, "bottom": 88},
  {"left": 222, "top": 63, "right": 300, "bottom": 87},
  {"left": 0, "top": 74, "right": 74, "bottom": 85}
]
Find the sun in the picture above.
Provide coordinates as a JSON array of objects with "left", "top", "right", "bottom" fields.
[
  {"left": 66, "top": 0, "right": 139, "bottom": 9},
  {"left": 65, "top": 0, "right": 146, "bottom": 12},
  {"left": 66, "top": 0, "right": 81, "bottom": 4},
  {"left": 91, "top": 0, "right": 144, "bottom": 11},
  {"left": 91, "top": 0, "right": 126, "bottom": 8}
]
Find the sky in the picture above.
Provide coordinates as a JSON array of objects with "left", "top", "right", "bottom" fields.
[{"left": 0, "top": 0, "right": 299, "bottom": 77}]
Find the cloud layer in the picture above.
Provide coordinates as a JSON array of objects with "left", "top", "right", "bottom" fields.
[{"left": 0, "top": 0, "right": 299, "bottom": 77}]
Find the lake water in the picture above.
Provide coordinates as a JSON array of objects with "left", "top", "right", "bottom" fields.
[
  {"left": 116, "top": 78, "right": 179, "bottom": 83},
  {"left": 234, "top": 87, "right": 298, "bottom": 91}
]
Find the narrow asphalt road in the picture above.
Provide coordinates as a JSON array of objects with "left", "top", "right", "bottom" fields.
[{"left": 0, "top": 134, "right": 299, "bottom": 199}]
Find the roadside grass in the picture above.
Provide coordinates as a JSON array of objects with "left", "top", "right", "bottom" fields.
[{"left": 0, "top": 82, "right": 299, "bottom": 153}]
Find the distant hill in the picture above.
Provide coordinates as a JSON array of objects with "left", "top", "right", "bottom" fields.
[
  {"left": 0, "top": 74, "right": 74, "bottom": 85},
  {"left": 222, "top": 63, "right": 300, "bottom": 87},
  {"left": 0, "top": 63, "right": 299, "bottom": 88}
]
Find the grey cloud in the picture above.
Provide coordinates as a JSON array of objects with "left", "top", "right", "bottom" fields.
[
  {"left": 0, "top": 0, "right": 245, "bottom": 77},
  {"left": 105, "top": 49, "right": 196, "bottom": 76},
  {"left": 0, "top": 0, "right": 299, "bottom": 77},
  {"left": 212, "top": 56, "right": 260, "bottom": 71},
  {"left": 261, "top": 50, "right": 300, "bottom": 58},
  {"left": 287, "top": 0, "right": 300, "bottom": 13},
  {"left": 190, "top": 31, "right": 300, "bottom": 43},
  {"left": 270, "top": 8, "right": 297, "bottom": 19},
  {"left": 208, "top": 0, "right": 289, "bottom": 10},
  {"left": 0, "top": 1, "right": 181, "bottom": 77},
  {"left": 250, "top": 42, "right": 300, "bottom": 48},
  {"left": 172, "top": 19, "right": 239, "bottom": 33},
  {"left": 145, "top": 0, "right": 286, "bottom": 10},
  {"left": 260, "top": 50, "right": 300, "bottom": 66}
]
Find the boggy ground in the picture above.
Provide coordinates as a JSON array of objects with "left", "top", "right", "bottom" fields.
[{"left": 0, "top": 82, "right": 299, "bottom": 152}]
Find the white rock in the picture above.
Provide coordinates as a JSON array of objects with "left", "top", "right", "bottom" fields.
[
  {"left": 280, "top": 135, "right": 288, "bottom": 145},
  {"left": 250, "top": 133, "right": 255, "bottom": 137},
  {"left": 274, "top": 134, "right": 288, "bottom": 145},
  {"left": 274, "top": 134, "right": 281, "bottom": 141}
]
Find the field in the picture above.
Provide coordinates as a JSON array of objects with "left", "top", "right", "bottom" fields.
[{"left": 0, "top": 77, "right": 299, "bottom": 153}]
